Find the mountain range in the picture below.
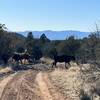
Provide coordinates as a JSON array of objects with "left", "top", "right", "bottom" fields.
[{"left": 18, "top": 30, "right": 90, "bottom": 40}]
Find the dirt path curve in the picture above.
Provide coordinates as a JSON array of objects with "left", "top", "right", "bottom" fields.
[
  {"left": 36, "top": 72, "right": 64, "bottom": 100},
  {"left": 0, "top": 73, "right": 17, "bottom": 98},
  {"left": 0, "top": 70, "right": 65, "bottom": 100},
  {"left": 0, "top": 70, "right": 36, "bottom": 100}
]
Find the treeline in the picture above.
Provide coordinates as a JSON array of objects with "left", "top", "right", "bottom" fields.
[{"left": 0, "top": 23, "right": 100, "bottom": 64}]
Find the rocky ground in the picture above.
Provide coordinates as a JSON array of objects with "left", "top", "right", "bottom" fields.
[{"left": 0, "top": 63, "right": 100, "bottom": 100}]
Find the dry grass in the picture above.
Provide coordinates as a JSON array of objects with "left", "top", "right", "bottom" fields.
[
  {"left": 0, "top": 63, "right": 100, "bottom": 100},
  {"left": 49, "top": 64, "right": 100, "bottom": 100},
  {"left": 40, "top": 57, "right": 54, "bottom": 65},
  {"left": 49, "top": 66, "right": 82, "bottom": 100},
  {"left": 0, "top": 67, "right": 13, "bottom": 74}
]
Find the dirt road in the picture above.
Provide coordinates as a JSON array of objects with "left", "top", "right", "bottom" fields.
[
  {"left": 0, "top": 70, "right": 65, "bottom": 100},
  {"left": 0, "top": 64, "right": 99, "bottom": 100}
]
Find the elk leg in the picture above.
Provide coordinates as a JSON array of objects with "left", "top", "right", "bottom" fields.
[
  {"left": 65, "top": 62, "right": 68, "bottom": 69},
  {"left": 76, "top": 61, "right": 78, "bottom": 65},
  {"left": 52, "top": 62, "right": 54, "bottom": 68},
  {"left": 68, "top": 62, "right": 71, "bottom": 68},
  {"left": 54, "top": 61, "right": 57, "bottom": 68},
  {"left": 52, "top": 61, "right": 57, "bottom": 68},
  {"left": 20, "top": 60, "right": 23, "bottom": 64}
]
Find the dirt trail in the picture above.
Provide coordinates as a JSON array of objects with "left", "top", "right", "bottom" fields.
[
  {"left": 0, "top": 70, "right": 65, "bottom": 100},
  {"left": 0, "top": 70, "right": 35, "bottom": 100},
  {"left": 0, "top": 66, "right": 67, "bottom": 100},
  {"left": 1, "top": 64, "right": 99, "bottom": 100},
  {"left": 36, "top": 72, "right": 64, "bottom": 100},
  {"left": 36, "top": 72, "right": 53, "bottom": 100},
  {"left": 0, "top": 73, "right": 16, "bottom": 98}
]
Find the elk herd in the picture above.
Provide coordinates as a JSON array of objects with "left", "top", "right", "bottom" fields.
[{"left": 1, "top": 51, "right": 79, "bottom": 69}]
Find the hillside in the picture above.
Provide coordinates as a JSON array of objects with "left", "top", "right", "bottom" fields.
[
  {"left": 0, "top": 31, "right": 25, "bottom": 44},
  {"left": 18, "top": 30, "right": 90, "bottom": 40}
]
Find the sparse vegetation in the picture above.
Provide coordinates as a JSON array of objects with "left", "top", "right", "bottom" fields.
[
  {"left": 0, "top": 23, "right": 100, "bottom": 66},
  {"left": 1, "top": 23, "right": 100, "bottom": 100}
]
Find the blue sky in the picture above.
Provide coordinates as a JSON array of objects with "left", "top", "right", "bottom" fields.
[{"left": 0, "top": 0, "right": 100, "bottom": 31}]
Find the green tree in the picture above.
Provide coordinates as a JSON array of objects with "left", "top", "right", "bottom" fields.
[
  {"left": 0, "top": 23, "right": 7, "bottom": 32},
  {"left": 25, "top": 32, "right": 34, "bottom": 55},
  {"left": 16, "top": 46, "right": 25, "bottom": 53},
  {"left": 57, "top": 36, "right": 80, "bottom": 56},
  {"left": 42, "top": 43, "right": 57, "bottom": 58},
  {"left": 78, "top": 32, "right": 100, "bottom": 63},
  {"left": 0, "top": 24, "right": 12, "bottom": 58},
  {"left": 32, "top": 46, "right": 42, "bottom": 60},
  {"left": 67, "top": 36, "right": 80, "bottom": 56},
  {"left": 40, "top": 33, "right": 50, "bottom": 45}
]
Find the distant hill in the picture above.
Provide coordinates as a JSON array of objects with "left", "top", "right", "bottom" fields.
[
  {"left": 18, "top": 30, "right": 90, "bottom": 40},
  {"left": 0, "top": 31, "right": 25, "bottom": 48},
  {"left": 15, "top": 32, "right": 25, "bottom": 39}
]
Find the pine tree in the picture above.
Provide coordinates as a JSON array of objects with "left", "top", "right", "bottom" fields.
[{"left": 25, "top": 32, "right": 34, "bottom": 55}]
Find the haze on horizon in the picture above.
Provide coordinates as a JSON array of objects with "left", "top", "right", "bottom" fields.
[{"left": 0, "top": 0, "right": 100, "bottom": 32}]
